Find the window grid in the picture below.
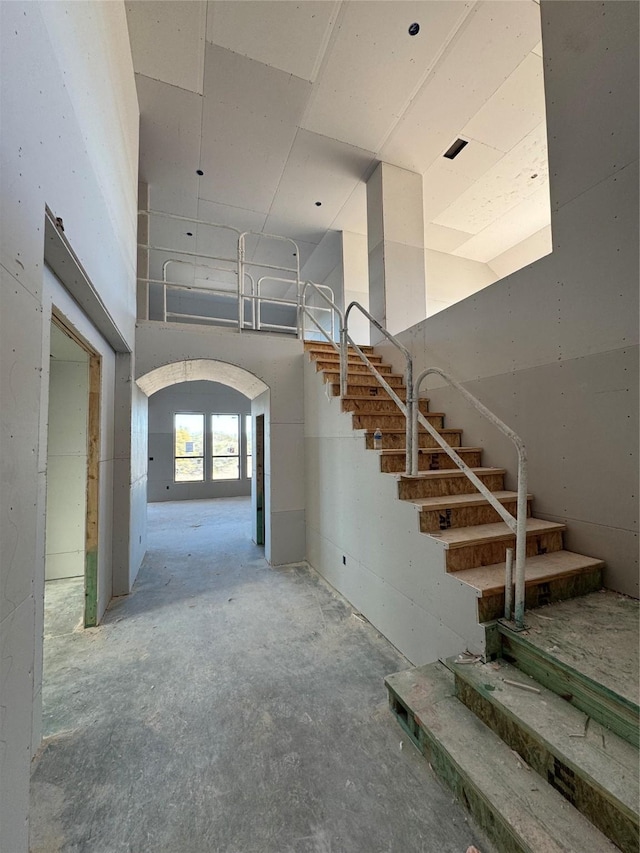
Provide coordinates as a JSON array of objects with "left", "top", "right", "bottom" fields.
[{"left": 173, "top": 412, "right": 252, "bottom": 483}]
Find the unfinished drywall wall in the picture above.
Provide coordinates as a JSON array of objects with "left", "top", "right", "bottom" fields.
[
  {"left": 135, "top": 322, "right": 305, "bottom": 566},
  {"left": 45, "top": 335, "right": 89, "bottom": 581},
  {"left": 379, "top": 0, "right": 639, "bottom": 598},
  {"left": 0, "top": 2, "right": 138, "bottom": 848},
  {"left": 112, "top": 352, "right": 148, "bottom": 596},
  {"left": 148, "top": 380, "right": 251, "bottom": 502},
  {"left": 425, "top": 249, "right": 498, "bottom": 317}
]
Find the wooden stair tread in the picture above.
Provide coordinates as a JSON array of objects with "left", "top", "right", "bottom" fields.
[
  {"left": 410, "top": 490, "right": 529, "bottom": 509},
  {"left": 381, "top": 446, "right": 481, "bottom": 456},
  {"left": 449, "top": 657, "right": 640, "bottom": 821},
  {"left": 366, "top": 428, "right": 462, "bottom": 436},
  {"left": 455, "top": 551, "right": 605, "bottom": 596},
  {"left": 429, "top": 518, "right": 566, "bottom": 549},
  {"left": 341, "top": 394, "right": 428, "bottom": 403},
  {"left": 398, "top": 467, "right": 505, "bottom": 481},
  {"left": 385, "top": 663, "right": 618, "bottom": 853},
  {"left": 304, "top": 341, "right": 375, "bottom": 353}
]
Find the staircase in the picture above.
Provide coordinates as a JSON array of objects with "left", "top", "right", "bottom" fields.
[{"left": 304, "top": 340, "right": 639, "bottom": 852}]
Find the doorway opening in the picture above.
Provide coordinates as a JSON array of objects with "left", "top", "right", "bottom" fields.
[
  {"left": 137, "top": 359, "right": 271, "bottom": 559},
  {"left": 44, "top": 312, "right": 101, "bottom": 641}
]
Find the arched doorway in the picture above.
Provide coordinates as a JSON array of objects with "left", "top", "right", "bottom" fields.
[{"left": 137, "top": 359, "right": 270, "bottom": 557}]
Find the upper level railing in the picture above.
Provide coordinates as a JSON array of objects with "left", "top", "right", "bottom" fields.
[{"left": 139, "top": 210, "right": 316, "bottom": 335}]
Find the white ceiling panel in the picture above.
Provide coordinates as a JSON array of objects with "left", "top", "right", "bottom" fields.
[
  {"left": 248, "top": 234, "right": 317, "bottom": 274},
  {"left": 302, "top": 1, "right": 474, "bottom": 151},
  {"left": 452, "top": 184, "right": 551, "bottom": 263},
  {"left": 267, "top": 129, "right": 375, "bottom": 230},
  {"left": 198, "top": 43, "right": 312, "bottom": 211},
  {"left": 435, "top": 122, "right": 549, "bottom": 235},
  {"left": 462, "top": 52, "right": 546, "bottom": 152},
  {"left": 422, "top": 140, "right": 504, "bottom": 222},
  {"left": 262, "top": 214, "right": 325, "bottom": 248},
  {"left": 330, "top": 182, "right": 368, "bottom": 236},
  {"left": 380, "top": 0, "right": 541, "bottom": 174},
  {"left": 197, "top": 198, "right": 267, "bottom": 235},
  {"left": 136, "top": 74, "right": 203, "bottom": 218},
  {"left": 424, "top": 223, "right": 473, "bottom": 253},
  {"left": 206, "top": 1, "right": 339, "bottom": 82},
  {"left": 301, "top": 231, "right": 343, "bottom": 285},
  {"left": 126, "top": 1, "right": 207, "bottom": 94}
]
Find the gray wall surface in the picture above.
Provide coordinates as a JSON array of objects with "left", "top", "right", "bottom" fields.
[
  {"left": 0, "top": 3, "right": 138, "bottom": 849},
  {"left": 379, "top": 0, "right": 639, "bottom": 598},
  {"left": 148, "top": 380, "right": 251, "bottom": 502}
]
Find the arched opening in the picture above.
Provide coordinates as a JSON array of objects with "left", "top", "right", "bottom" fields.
[{"left": 137, "top": 359, "right": 271, "bottom": 559}]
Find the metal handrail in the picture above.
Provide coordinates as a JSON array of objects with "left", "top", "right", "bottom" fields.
[
  {"left": 160, "top": 259, "right": 254, "bottom": 324},
  {"left": 300, "top": 281, "right": 340, "bottom": 343},
  {"left": 238, "top": 230, "right": 300, "bottom": 334},
  {"left": 413, "top": 367, "right": 528, "bottom": 629},
  {"left": 343, "top": 302, "right": 415, "bottom": 475}
]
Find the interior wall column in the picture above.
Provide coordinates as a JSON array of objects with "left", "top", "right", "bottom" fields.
[
  {"left": 366, "top": 162, "right": 426, "bottom": 340},
  {"left": 342, "top": 230, "right": 370, "bottom": 345}
]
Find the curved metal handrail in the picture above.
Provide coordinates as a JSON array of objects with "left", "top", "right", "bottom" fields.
[
  {"left": 413, "top": 367, "right": 528, "bottom": 628},
  {"left": 343, "top": 302, "right": 415, "bottom": 474},
  {"left": 300, "top": 281, "right": 340, "bottom": 344}
]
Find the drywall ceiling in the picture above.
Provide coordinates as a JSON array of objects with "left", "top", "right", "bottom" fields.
[{"left": 126, "top": 0, "right": 549, "bottom": 282}]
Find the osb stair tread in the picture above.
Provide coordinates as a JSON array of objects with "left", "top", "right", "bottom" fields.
[
  {"left": 430, "top": 518, "right": 566, "bottom": 549},
  {"left": 358, "top": 410, "right": 445, "bottom": 418},
  {"left": 304, "top": 341, "right": 375, "bottom": 353},
  {"left": 398, "top": 467, "right": 505, "bottom": 481},
  {"left": 367, "top": 428, "right": 462, "bottom": 436},
  {"left": 385, "top": 663, "right": 618, "bottom": 853},
  {"left": 456, "top": 551, "right": 605, "bottom": 596},
  {"left": 342, "top": 395, "right": 428, "bottom": 404},
  {"left": 511, "top": 591, "right": 640, "bottom": 711},
  {"left": 411, "top": 490, "right": 530, "bottom": 509},
  {"left": 449, "top": 658, "right": 640, "bottom": 819},
  {"left": 381, "top": 446, "right": 482, "bottom": 456}
]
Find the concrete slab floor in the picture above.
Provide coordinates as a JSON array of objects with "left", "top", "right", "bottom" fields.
[
  {"left": 44, "top": 578, "right": 84, "bottom": 639},
  {"left": 31, "top": 497, "right": 495, "bottom": 853}
]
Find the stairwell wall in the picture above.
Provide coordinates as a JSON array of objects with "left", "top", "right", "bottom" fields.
[
  {"left": 379, "top": 0, "right": 639, "bottom": 598},
  {"left": 303, "top": 357, "right": 486, "bottom": 666}
]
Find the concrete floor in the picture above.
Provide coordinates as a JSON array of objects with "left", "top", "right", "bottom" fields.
[
  {"left": 31, "top": 497, "right": 494, "bottom": 853},
  {"left": 44, "top": 577, "right": 84, "bottom": 639}
]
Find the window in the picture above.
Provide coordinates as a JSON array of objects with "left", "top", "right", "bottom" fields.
[
  {"left": 174, "top": 413, "right": 204, "bottom": 482},
  {"left": 245, "top": 414, "right": 252, "bottom": 479},
  {"left": 173, "top": 411, "right": 252, "bottom": 482},
  {"left": 211, "top": 414, "right": 240, "bottom": 480}
]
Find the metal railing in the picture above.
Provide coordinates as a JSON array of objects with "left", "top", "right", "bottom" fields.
[
  {"left": 343, "top": 302, "right": 415, "bottom": 476},
  {"left": 326, "top": 300, "right": 529, "bottom": 630},
  {"left": 412, "top": 368, "right": 528, "bottom": 629},
  {"left": 139, "top": 211, "right": 307, "bottom": 334}
]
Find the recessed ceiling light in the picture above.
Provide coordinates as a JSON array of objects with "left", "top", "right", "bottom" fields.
[
  {"left": 196, "top": 169, "right": 204, "bottom": 176},
  {"left": 315, "top": 201, "right": 322, "bottom": 207},
  {"left": 408, "top": 22, "right": 420, "bottom": 36},
  {"left": 443, "top": 138, "right": 468, "bottom": 160}
]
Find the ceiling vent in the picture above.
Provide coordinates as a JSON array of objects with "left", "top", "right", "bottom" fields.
[{"left": 443, "top": 138, "right": 468, "bottom": 160}]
